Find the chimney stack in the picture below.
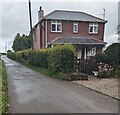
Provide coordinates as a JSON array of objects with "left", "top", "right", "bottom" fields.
[{"left": 38, "top": 6, "right": 44, "bottom": 21}]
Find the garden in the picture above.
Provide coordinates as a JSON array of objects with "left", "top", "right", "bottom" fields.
[
  {"left": 95, "top": 43, "right": 120, "bottom": 78},
  {"left": 7, "top": 44, "right": 77, "bottom": 80},
  {"left": 7, "top": 43, "right": 120, "bottom": 80}
]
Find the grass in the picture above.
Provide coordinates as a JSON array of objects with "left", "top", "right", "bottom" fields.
[
  {"left": 0, "top": 59, "right": 8, "bottom": 114},
  {"left": 23, "top": 63, "right": 67, "bottom": 80}
]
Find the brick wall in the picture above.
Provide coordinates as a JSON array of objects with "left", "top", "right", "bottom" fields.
[
  {"left": 33, "top": 20, "right": 105, "bottom": 49},
  {"left": 47, "top": 20, "right": 105, "bottom": 42}
]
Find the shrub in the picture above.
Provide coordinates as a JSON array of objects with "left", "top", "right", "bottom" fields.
[
  {"left": 7, "top": 50, "right": 15, "bottom": 60},
  {"left": 12, "top": 44, "right": 76, "bottom": 74},
  {"left": 15, "top": 50, "right": 23, "bottom": 62},
  {"left": 27, "top": 49, "right": 49, "bottom": 68},
  {"left": 95, "top": 53, "right": 106, "bottom": 63},
  {"left": 0, "top": 52, "right": 6, "bottom": 56},
  {"left": 15, "top": 49, "right": 49, "bottom": 68},
  {"left": 96, "top": 62, "right": 118, "bottom": 78},
  {"left": 48, "top": 44, "right": 76, "bottom": 73},
  {"left": 15, "top": 49, "right": 31, "bottom": 63},
  {"left": 104, "top": 43, "right": 120, "bottom": 65}
]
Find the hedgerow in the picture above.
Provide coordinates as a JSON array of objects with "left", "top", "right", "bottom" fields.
[{"left": 8, "top": 44, "right": 76, "bottom": 73}]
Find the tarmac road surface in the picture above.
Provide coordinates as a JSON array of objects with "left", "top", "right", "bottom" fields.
[{"left": 1, "top": 56, "right": 118, "bottom": 113}]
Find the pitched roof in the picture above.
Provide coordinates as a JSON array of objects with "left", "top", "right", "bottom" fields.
[
  {"left": 51, "top": 36, "right": 107, "bottom": 45},
  {"left": 43, "top": 10, "right": 107, "bottom": 23}
]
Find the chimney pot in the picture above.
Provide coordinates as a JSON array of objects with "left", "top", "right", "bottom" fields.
[{"left": 40, "top": 6, "right": 42, "bottom": 11}]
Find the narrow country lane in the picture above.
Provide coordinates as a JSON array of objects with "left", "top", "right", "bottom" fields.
[{"left": 1, "top": 56, "right": 118, "bottom": 113}]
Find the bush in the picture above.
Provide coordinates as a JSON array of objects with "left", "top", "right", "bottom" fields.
[
  {"left": 1, "top": 53, "right": 7, "bottom": 55},
  {"left": 16, "top": 50, "right": 23, "bottom": 62},
  {"left": 27, "top": 49, "right": 49, "bottom": 68},
  {"left": 12, "top": 44, "right": 76, "bottom": 74},
  {"left": 96, "top": 62, "right": 114, "bottom": 78},
  {"left": 48, "top": 44, "right": 76, "bottom": 73},
  {"left": 15, "top": 49, "right": 50, "bottom": 68},
  {"left": 95, "top": 53, "right": 106, "bottom": 63},
  {"left": 104, "top": 43, "right": 120, "bottom": 65},
  {"left": 95, "top": 43, "right": 120, "bottom": 78},
  {"left": 7, "top": 50, "right": 15, "bottom": 60}
]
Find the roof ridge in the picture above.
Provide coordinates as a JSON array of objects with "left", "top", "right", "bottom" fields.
[
  {"left": 43, "top": 10, "right": 83, "bottom": 19},
  {"left": 53, "top": 9, "right": 83, "bottom": 13}
]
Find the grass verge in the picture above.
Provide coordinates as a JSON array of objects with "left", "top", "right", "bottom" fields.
[
  {"left": 23, "top": 63, "right": 67, "bottom": 80},
  {"left": 0, "top": 59, "right": 8, "bottom": 114}
]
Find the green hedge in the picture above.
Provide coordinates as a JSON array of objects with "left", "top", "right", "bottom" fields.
[
  {"left": 48, "top": 45, "right": 76, "bottom": 72},
  {"left": 7, "top": 50, "right": 16, "bottom": 60},
  {"left": 14, "top": 44, "right": 76, "bottom": 73},
  {"left": 27, "top": 49, "right": 49, "bottom": 68}
]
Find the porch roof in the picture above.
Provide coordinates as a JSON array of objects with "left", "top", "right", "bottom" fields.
[{"left": 51, "top": 36, "right": 107, "bottom": 45}]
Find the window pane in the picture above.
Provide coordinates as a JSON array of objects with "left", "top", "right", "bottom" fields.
[
  {"left": 74, "top": 25, "right": 77, "bottom": 31},
  {"left": 89, "top": 23, "right": 98, "bottom": 33},
  {"left": 91, "top": 48, "right": 96, "bottom": 55},
  {"left": 73, "top": 22, "right": 78, "bottom": 32},
  {"left": 57, "top": 24, "right": 61, "bottom": 31},
  {"left": 52, "top": 24, "right": 56, "bottom": 31},
  {"left": 89, "top": 26, "right": 93, "bottom": 32},
  {"left": 94, "top": 26, "right": 98, "bottom": 33}
]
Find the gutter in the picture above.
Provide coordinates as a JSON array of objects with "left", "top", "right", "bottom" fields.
[{"left": 45, "top": 19, "right": 48, "bottom": 47}]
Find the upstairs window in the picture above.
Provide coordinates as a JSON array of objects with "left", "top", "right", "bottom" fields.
[
  {"left": 73, "top": 22, "right": 78, "bottom": 33},
  {"left": 89, "top": 23, "right": 98, "bottom": 34},
  {"left": 51, "top": 20, "right": 62, "bottom": 32}
]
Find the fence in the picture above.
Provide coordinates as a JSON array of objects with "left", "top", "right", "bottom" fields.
[{"left": 75, "top": 58, "right": 98, "bottom": 75}]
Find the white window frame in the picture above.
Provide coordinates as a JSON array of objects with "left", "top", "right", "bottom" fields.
[
  {"left": 87, "top": 47, "right": 96, "bottom": 56},
  {"left": 73, "top": 22, "right": 78, "bottom": 33},
  {"left": 89, "top": 23, "right": 98, "bottom": 34},
  {"left": 51, "top": 20, "right": 62, "bottom": 32}
]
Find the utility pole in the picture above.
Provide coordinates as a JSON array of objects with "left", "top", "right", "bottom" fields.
[
  {"left": 103, "top": 8, "right": 105, "bottom": 20},
  {"left": 28, "top": 0, "right": 33, "bottom": 49},
  {"left": 5, "top": 41, "right": 7, "bottom": 53}
]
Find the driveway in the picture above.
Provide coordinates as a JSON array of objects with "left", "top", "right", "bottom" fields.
[{"left": 1, "top": 56, "right": 118, "bottom": 113}]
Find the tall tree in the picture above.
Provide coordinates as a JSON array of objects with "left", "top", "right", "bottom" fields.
[
  {"left": 104, "top": 43, "right": 120, "bottom": 65},
  {"left": 12, "top": 33, "right": 32, "bottom": 52}
]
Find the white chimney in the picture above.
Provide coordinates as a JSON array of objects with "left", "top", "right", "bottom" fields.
[{"left": 38, "top": 6, "right": 44, "bottom": 21}]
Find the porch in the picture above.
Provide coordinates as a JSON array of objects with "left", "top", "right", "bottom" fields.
[{"left": 50, "top": 36, "right": 106, "bottom": 60}]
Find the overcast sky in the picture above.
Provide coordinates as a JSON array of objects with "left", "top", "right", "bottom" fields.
[{"left": 0, "top": 0, "right": 119, "bottom": 52}]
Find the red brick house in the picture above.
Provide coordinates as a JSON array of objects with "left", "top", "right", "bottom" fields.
[{"left": 33, "top": 6, "right": 107, "bottom": 59}]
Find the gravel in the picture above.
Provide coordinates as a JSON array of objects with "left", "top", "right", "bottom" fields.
[{"left": 73, "top": 78, "right": 119, "bottom": 100}]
